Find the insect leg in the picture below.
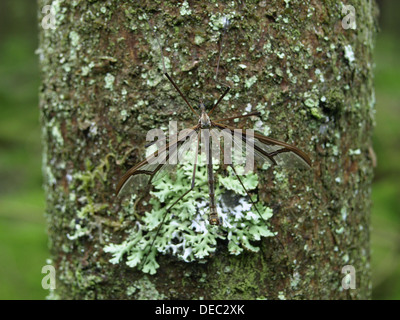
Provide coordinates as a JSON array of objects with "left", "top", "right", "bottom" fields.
[
  {"left": 164, "top": 72, "right": 198, "bottom": 116},
  {"left": 228, "top": 165, "right": 265, "bottom": 223},
  {"left": 139, "top": 133, "right": 200, "bottom": 271},
  {"left": 228, "top": 164, "right": 291, "bottom": 263}
]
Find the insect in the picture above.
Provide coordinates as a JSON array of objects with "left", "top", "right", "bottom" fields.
[{"left": 115, "top": 18, "right": 311, "bottom": 267}]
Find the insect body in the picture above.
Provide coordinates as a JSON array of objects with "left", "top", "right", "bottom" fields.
[
  {"left": 115, "top": 18, "right": 312, "bottom": 268},
  {"left": 116, "top": 70, "right": 311, "bottom": 224},
  {"left": 199, "top": 103, "right": 211, "bottom": 128}
]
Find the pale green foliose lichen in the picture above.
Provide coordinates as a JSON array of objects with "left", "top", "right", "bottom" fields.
[
  {"left": 179, "top": 0, "right": 192, "bottom": 16},
  {"left": 69, "top": 31, "right": 80, "bottom": 47},
  {"left": 104, "top": 73, "right": 115, "bottom": 90},
  {"left": 104, "top": 153, "right": 275, "bottom": 275},
  {"left": 344, "top": 44, "right": 355, "bottom": 64},
  {"left": 127, "top": 276, "right": 167, "bottom": 300},
  {"left": 245, "top": 75, "right": 257, "bottom": 88},
  {"left": 194, "top": 35, "right": 205, "bottom": 45},
  {"left": 209, "top": 13, "right": 235, "bottom": 31},
  {"left": 349, "top": 148, "right": 361, "bottom": 156},
  {"left": 51, "top": 125, "right": 64, "bottom": 146}
]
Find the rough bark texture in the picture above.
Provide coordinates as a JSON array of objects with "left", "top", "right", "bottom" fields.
[{"left": 39, "top": 0, "right": 377, "bottom": 299}]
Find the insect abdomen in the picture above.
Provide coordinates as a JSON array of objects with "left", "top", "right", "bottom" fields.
[{"left": 209, "top": 207, "right": 220, "bottom": 225}]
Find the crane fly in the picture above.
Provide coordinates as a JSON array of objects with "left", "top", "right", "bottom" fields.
[{"left": 115, "top": 18, "right": 311, "bottom": 267}]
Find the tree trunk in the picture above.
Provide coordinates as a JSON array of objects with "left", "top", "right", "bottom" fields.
[{"left": 39, "top": 0, "right": 377, "bottom": 299}]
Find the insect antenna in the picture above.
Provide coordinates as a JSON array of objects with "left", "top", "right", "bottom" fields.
[
  {"left": 215, "top": 17, "right": 230, "bottom": 86},
  {"left": 208, "top": 17, "right": 231, "bottom": 117},
  {"left": 147, "top": 19, "right": 167, "bottom": 75},
  {"left": 146, "top": 18, "right": 198, "bottom": 116}
]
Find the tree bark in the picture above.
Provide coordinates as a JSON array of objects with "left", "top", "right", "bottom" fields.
[{"left": 39, "top": 0, "right": 377, "bottom": 299}]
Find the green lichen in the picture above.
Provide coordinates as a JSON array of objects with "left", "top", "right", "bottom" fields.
[
  {"left": 120, "top": 109, "right": 128, "bottom": 121},
  {"left": 128, "top": 276, "right": 167, "bottom": 300},
  {"left": 66, "top": 154, "right": 115, "bottom": 240},
  {"left": 303, "top": 97, "right": 324, "bottom": 119},
  {"left": 245, "top": 75, "right": 258, "bottom": 89},
  {"left": 51, "top": 125, "right": 64, "bottom": 146},
  {"left": 276, "top": 52, "right": 285, "bottom": 59},
  {"left": 104, "top": 153, "right": 275, "bottom": 275},
  {"left": 209, "top": 13, "right": 234, "bottom": 31},
  {"left": 104, "top": 73, "right": 115, "bottom": 90},
  {"left": 310, "top": 107, "right": 324, "bottom": 120},
  {"left": 194, "top": 35, "right": 205, "bottom": 45},
  {"left": 349, "top": 148, "right": 361, "bottom": 156},
  {"left": 343, "top": 44, "right": 355, "bottom": 64},
  {"left": 69, "top": 31, "right": 80, "bottom": 47},
  {"left": 179, "top": 0, "right": 192, "bottom": 16}
]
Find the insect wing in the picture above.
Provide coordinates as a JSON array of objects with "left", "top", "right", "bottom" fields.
[
  {"left": 212, "top": 121, "right": 311, "bottom": 171},
  {"left": 115, "top": 126, "right": 200, "bottom": 198}
]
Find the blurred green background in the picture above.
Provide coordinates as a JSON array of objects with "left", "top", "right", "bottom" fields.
[{"left": 0, "top": 0, "right": 398, "bottom": 299}]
